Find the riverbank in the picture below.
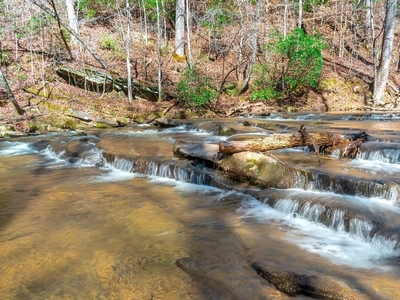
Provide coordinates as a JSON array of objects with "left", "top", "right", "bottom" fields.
[{"left": 0, "top": 71, "right": 377, "bottom": 138}]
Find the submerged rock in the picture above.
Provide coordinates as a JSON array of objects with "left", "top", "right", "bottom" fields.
[
  {"left": 252, "top": 262, "right": 366, "bottom": 299},
  {"left": 218, "top": 125, "right": 237, "bottom": 136},
  {"left": 177, "top": 257, "right": 288, "bottom": 300}
]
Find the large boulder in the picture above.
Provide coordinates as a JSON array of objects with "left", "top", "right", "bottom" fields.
[{"left": 218, "top": 151, "right": 309, "bottom": 189}]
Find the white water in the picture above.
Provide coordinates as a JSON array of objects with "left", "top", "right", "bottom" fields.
[
  {"left": 238, "top": 198, "right": 400, "bottom": 270},
  {"left": 2, "top": 129, "right": 400, "bottom": 272},
  {"left": 0, "top": 141, "right": 36, "bottom": 156}
]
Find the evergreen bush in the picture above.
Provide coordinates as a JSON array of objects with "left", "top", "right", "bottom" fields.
[
  {"left": 177, "top": 67, "right": 216, "bottom": 107},
  {"left": 251, "top": 28, "right": 325, "bottom": 102}
]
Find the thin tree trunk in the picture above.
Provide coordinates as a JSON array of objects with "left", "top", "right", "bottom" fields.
[
  {"left": 284, "top": 0, "right": 288, "bottom": 37},
  {"left": 174, "top": 0, "right": 185, "bottom": 59},
  {"left": 32, "top": 0, "right": 108, "bottom": 69},
  {"left": 374, "top": 0, "right": 397, "bottom": 106},
  {"left": 239, "top": 0, "right": 261, "bottom": 94},
  {"left": 126, "top": 0, "right": 133, "bottom": 103},
  {"left": 65, "top": 0, "right": 79, "bottom": 44},
  {"left": 186, "top": 0, "right": 192, "bottom": 67},
  {"left": 298, "top": 0, "right": 303, "bottom": 28},
  {"left": 156, "top": 0, "right": 163, "bottom": 101},
  {"left": 365, "top": 0, "right": 372, "bottom": 36},
  {"left": 370, "top": 1, "right": 377, "bottom": 95},
  {"left": 49, "top": 0, "right": 73, "bottom": 60},
  {"left": 0, "top": 68, "right": 25, "bottom": 115}
]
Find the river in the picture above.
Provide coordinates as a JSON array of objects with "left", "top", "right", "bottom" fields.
[{"left": 1, "top": 112, "right": 400, "bottom": 299}]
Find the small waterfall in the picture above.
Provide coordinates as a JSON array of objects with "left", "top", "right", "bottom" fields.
[
  {"left": 358, "top": 149, "right": 400, "bottom": 163},
  {"left": 371, "top": 234, "right": 399, "bottom": 251},
  {"left": 107, "top": 157, "right": 136, "bottom": 172},
  {"left": 271, "top": 198, "right": 346, "bottom": 232},
  {"left": 102, "top": 153, "right": 232, "bottom": 190},
  {"left": 307, "top": 173, "right": 400, "bottom": 202},
  {"left": 349, "top": 218, "right": 374, "bottom": 242},
  {"left": 358, "top": 146, "right": 400, "bottom": 164},
  {"left": 326, "top": 209, "right": 346, "bottom": 232},
  {"left": 258, "top": 191, "right": 400, "bottom": 252},
  {"left": 144, "top": 160, "right": 211, "bottom": 185}
]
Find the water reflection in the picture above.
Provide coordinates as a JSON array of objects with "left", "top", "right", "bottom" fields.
[{"left": 2, "top": 113, "right": 400, "bottom": 299}]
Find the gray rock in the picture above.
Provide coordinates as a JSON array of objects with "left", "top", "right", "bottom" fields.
[
  {"left": 252, "top": 262, "right": 366, "bottom": 299},
  {"left": 67, "top": 109, "right": 94, "bottom": 122},
  {"left": 154, "top": 118, "right": 183, "bottom": 128},
  {"left": 173, "top": 141, "right": 220, "bottom": 163}
]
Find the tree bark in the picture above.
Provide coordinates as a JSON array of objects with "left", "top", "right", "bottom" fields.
[
  {"left": 0, "top": 67, "right": 25, "bottom": 115},
  {"left": 374, "top": 0, "right": 397, "bottom": 106},
  {"left": 156, "top": 0, "right": 163, "bottom": 101},
  {"left": 126, "top": 0, "right": 133, "bottom": 102},
  {"left": 65, "top": 0, "right": 79, "bottom": 44},
  {"left": 219, "top": 131, "right": 367, "bottom": 154},
  {"left": 239, "top": 0, "right": 261, "bottom": 94},
  {"left": 49, "top": 0, "right": 73, "bottom": 60},
  {"left": 174, "top": 0, "right": 185, "bottom": 59}
]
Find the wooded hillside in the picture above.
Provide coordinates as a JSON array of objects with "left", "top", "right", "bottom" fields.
[{"left": 0, "top": 0, "right": 399, "bottom": 119}]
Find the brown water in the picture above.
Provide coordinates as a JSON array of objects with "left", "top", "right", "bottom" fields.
[
  {"left": 0, "top": 148, "right": 283, "bottom": 299},
  {"left": 2, "top": 113, "right": 400, "bottom": 299}
]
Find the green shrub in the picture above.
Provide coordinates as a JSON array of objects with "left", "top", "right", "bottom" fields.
[
  {"left": 99, "top": 34, "right": 124, "bottom": 59},
  {"left": 251, "top": 28, "right": 325, "bottom": 102},
  {"left": 0, "top": 50, "right": 10, "bottom": 66},
  {"left": 177, "top": 67, "right": 216, "bottom": 107},
  {"left": 100, "top": 35, "right": 120, "bottom": 51},
  {"left": 78, "top": 0, "right": 114, "bottom": 19}
]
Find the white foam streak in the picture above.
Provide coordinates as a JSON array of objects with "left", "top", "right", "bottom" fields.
[
  {"left": 90, "top": 169, "right": 139, "bottom": 182},
  {"left": 347, "top": 158, "right": 400, "bottom": 174},
  {"left": 238, "top": 199, "right": 400, "bottom": 270},
  {"left": 0, "top": 142, "right": 35, "bottom": 156}
]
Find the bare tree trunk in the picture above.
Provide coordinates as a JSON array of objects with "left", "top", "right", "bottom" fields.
[
  {"left": 370, "top": 0, "right": 378, "bottom": 95},
  {"left": 48, "top": 0, "right": 73, "bottom": 60},
  {"left": 185, "top": 0, "right": 192, "bottom": 67},
  {"left": 174, "top": 0, "right": 185, "bottom": 59},
  {"left": 374, "top": 0, "right": 397, "bottom": 106},
  {"left": 65, "top": 0, "right": 79, "bottom": 44},
  {"left": 283, "top": 0, "right": 288, "bottom": 37},
  {"left": 126, "top": 0, "right": 133, "bottom": 103},
  {"left": 0, "top": 68, "right": 25, "bottom": 115},
  {"left": 141, "top": 0, "right": 149, "bottom": 44},
  {"left": 219, "top": 131, "right": 367, "bottom": 154},
  {"left": 298, "top": 0, "right": 303, "bottom": 28},
  {"left": 156, "top": 0, "right": 163, "bottom": 101},
  {"left": 365, "top": 0, "right": 372, "bottom": 35},
  {"left": 32, "top": 0, "right": 108, "bottom": 69},
  {"left": 239, "top": 0, "right": 261, "bottom": 94}
]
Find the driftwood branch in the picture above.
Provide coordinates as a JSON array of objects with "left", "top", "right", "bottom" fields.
[
  {"left": 299, "top": 124, "right": 322, "bottom": 165},
  {"left": 219, "top": 125, "right": 369, "bottom": 158}
]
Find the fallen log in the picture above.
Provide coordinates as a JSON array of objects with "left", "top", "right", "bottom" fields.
[{"left": 219, "top": 126, "right": 369, "bottom": 156}]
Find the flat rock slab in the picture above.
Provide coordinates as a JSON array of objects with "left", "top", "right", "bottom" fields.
[
  {"left": 173, "top": 141, "right": 220, "bottom": 163},
  {"left": 252, "top": 262, "right": 367, "bottom": 299},
  {"left": 153, "top": 118, "right": 183, "bottom": 127},
  {"left": 177, "top": 257, "right": 288, "bottom": 300}
]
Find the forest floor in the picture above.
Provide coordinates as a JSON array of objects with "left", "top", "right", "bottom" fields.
[{"left": 1, "top": 19, "right": 400, "bottom": 135}]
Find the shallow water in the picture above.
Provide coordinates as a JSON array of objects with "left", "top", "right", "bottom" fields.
[{"left": 1, "top": 113, "right": 400, "bottom": 299}]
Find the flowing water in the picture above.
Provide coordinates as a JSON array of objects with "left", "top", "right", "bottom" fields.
[{"left": 1, "top": 112, "right": 400, "bottom": 299}]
